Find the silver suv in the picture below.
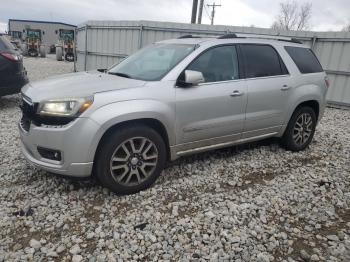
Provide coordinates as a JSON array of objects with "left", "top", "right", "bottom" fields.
[{"left": 19, "top": 34, "right": 329, "bottom": 194}]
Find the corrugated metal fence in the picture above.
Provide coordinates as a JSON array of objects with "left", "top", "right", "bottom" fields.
[{"left": 76, "top": 20, "right": 350, "bottom": 106}]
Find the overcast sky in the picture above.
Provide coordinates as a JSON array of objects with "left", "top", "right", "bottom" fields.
[{"left": 1, "top": 0, "right": 349, "bottom": 33}]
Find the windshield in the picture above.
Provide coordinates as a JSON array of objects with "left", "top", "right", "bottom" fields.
[{"left": 108, "top": 44, "right": 195, "bottom": 81}]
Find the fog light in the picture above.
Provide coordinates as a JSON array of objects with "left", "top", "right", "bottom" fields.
[{"left": 37, "top": 147, "right": 62, "bottom": 161}]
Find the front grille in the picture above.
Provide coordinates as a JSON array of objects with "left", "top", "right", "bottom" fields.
[
  {"left": 20, "top": 116, "right": 31, "bottom": 132},
  {"left": 20, "top": 96, "right": 37, "bottom": 132}
]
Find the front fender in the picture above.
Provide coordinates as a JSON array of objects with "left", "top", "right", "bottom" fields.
[{"left": 86, "top": 99, "right": 175, "bottom": 161}]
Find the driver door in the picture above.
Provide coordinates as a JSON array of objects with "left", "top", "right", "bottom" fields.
[{"left": 174, "top": 45, "right": 247, "bottom": 153}]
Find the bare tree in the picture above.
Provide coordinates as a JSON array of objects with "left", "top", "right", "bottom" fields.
[
  {"left": 272, "top": 1, "right": 312, "bottom": 31},
  {"left": 342, "top": 24, "right": 350, "bottom": 32}
]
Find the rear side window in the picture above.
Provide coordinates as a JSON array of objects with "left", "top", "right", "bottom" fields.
[
  {"left": 285, "top": 46, "right": 323, "bottom": 74},
  {"left": 241, "top": 44, "right": 288, "bottom": 78},
  {"left": 0, "top": 35, "right": 16, "bottom": 51}
]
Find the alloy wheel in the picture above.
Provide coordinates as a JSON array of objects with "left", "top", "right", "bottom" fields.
[
  {"left": 293, "top": 113, "right": 313, "bottom": 146},
  {"left": 109, "top": 137, "right": 158, "bottom": 186}
]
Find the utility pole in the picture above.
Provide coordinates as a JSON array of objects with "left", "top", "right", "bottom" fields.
[
  {"left": 191, "top": 0, "right": 199, "bottom": 24},
  {"left": 197, "top": 0, "right": 204, "bottom": 24},
  {"left": 207, "top": 2, "right": 221, "bottom": 25}
]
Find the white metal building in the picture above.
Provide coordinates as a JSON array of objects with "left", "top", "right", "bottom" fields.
[{"left": 8, "top": 19, "right": 76, "bottom": 52}]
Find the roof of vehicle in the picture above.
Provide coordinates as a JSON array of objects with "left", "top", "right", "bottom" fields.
[
  {"left": 157, "top": 35, "right": 308, "bottom": 48},
  {"left": 8, "top": 19, "right": 77, "bottom": 28}
]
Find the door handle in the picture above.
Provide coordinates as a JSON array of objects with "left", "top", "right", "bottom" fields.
[
  {"left": 281, "top": 85, "right": 291, "bottom": 91},
  {"left": 230, "top": 90, "right": 244, "bottom": 97}
]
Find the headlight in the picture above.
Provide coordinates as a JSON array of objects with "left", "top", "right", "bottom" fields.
[{"left": 38, "top": 97, "right": 93, "bottom": 117}]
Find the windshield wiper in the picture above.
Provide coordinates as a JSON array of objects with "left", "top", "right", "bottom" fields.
[{"left": 108, "top": 72, "right": 131, "bottom": 78}]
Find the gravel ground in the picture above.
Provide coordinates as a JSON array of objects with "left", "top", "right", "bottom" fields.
[{"left": 0, "top": 55, "right": 350, "bottom": 261}]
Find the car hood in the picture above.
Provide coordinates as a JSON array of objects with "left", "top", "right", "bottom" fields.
[{"left": 22, "top": 71, "right": 147, "bottom": 102}]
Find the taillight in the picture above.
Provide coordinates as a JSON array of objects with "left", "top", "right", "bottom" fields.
[
  {"left": 0, "top": 52, "right": 20, "bottom": 61},
  {"left": 324, "top": 76, "right": 330, "bottom": 88}
]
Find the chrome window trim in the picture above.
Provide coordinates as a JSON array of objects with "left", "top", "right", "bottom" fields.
[
  {"left": 183, "top": 74, "right": 291, "bottom": 87},
  {"left": 197, "top": 78, "right": 244, "bottom": 86},
  {"left": 243, "top": 74, "right": 291, "bottom": 81}
]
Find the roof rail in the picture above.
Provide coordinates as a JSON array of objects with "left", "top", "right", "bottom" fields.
[
  {"left": 278, "top": 38, "right": 303, "bottom": 44},
  {"left": 223, "top": 33, "right": 303, "bottom": 44},
  {"left": 177, "top": 35, "right": 202, "bottom": 39},
  {"left": 217, "top": 33, "right": 238, "bottom": 39},
  {"left": 177, "top": 33, "right": 303, "bottom": 44}
]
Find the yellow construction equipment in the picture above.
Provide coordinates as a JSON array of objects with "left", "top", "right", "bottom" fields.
[
  {"left": 22, "top": 29, "right": 46, "bottom": 57},
  {"left": 56, "top": 29, "right": 74, "bottom": 62}
]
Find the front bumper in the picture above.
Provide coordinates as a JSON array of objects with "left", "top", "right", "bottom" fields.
[{"left": 19, "top": 117, "right": 101, "bottom": 177}]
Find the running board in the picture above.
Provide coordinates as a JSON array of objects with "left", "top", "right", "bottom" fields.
[{"left": 176, "top": 132, "right": 278, "bottom": 157}]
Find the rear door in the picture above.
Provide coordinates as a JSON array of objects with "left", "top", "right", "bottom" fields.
[
  {"left": 240, "top": 44, "right": 293, "bottom": 138},
  {"left": 175, "top": 45, "right": 247, "bottom": 152}
]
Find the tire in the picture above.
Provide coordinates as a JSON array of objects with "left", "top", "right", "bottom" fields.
[
  {"left": 65, "top": 52, "right": 74, "bottom": 62},
  {"left": 282, "top": 106, "right": 317, "bottom": 151},
  {"left": 28, "top": 48, "right": 38, "bottom": 57},
  {"left": 39, "top": 45, "right": 46, "bottom": 57},
  {"left": 95, "top": 125, "right": 166, "bottom": 195},
  {"left": 56, "top": 47, "right": 63, "bottom": 61}
]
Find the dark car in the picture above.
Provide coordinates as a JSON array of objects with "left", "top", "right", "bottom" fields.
[{"left": 0, "top": 34, "right": 28, "bottom": 97}]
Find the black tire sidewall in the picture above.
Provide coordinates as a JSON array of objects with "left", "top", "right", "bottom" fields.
[
  {"left": 96, "top": 125, "right": 166, "bottom": 194},
  {"left": 65, "top": 53, "right": 74, "bottom": 62},
  {"left": 28, "top": 49, "right": 38, "bottom": 57},
  {"left": 283, "top": 106, "right": 317, "bottom": 151}
]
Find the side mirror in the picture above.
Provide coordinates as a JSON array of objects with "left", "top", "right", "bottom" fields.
[
  {"left": 178, "top": 70, "right": 205, "bottom": 87},
  {"left": 184, "top": 70, "right": 205, "bottom": 85}
]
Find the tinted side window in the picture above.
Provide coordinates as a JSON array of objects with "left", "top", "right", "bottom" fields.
[
  {"left": 241, "top": 44, "right": 286, "bottom": 78},
  {"left": 0, "top": 36, "right": 16, "bottom": 51},
  {"left": 285, "top": 46, "right": 323, "bottom": 74},
  {"left": 187, "top": 45, "right": 239, "bottom": 82}
]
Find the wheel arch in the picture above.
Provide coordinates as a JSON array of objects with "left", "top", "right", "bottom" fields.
[
  {"left": 294, "top": 100, "right": 320, "bottom": 121},
  {"left": 280, "top": 99, "right": 321, "bottom": 137},
  {"left": 93, "top": 118, "right": 171, "bottom": 172}
]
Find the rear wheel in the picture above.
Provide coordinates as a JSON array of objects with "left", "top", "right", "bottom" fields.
[
  {"left": 39, "top": 45, "right": 46, "bottom": 57},
  {"left": 282, "top": 106, "right": 316, "bottom": 151},
  {"left": 56, "top": 47, "right": 63, "bottom": 61},
  {"left": 95, "top": 125, "right": 166, "bottom": 194},
  {"left": 21, "top": 43, "right": 28, "bottom": 56}
]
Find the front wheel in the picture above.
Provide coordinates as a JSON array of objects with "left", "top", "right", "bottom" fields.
[
  {"left": 28, "top": 48, "right": 38, "bottom": 57},
  {"left": 65, "top": 52, "right": 74, "bottom": 62},
  {"left": 95, "top": 125, "right": 166, "bottom": 194},
  {"left": 282, "top": 106, "right": 317, "bottom": 151}
]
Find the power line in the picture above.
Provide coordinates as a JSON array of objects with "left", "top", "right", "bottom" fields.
[
  {"left": 203, "top": 2, "right": 212, "bottom": 21},
  {"left": 207, "top": 2, "right": 222, "bottom": 25}
]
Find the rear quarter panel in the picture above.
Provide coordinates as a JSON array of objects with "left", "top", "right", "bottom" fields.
[
  {"left": 276, "top": 44, "right": 328, "bottom": 135},
  {"left": 281, "top": 72, "right": 327, "bottom": 135}
]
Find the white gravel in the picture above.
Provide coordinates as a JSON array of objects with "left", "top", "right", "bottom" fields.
[{"left": 0, "top": 55, "right": 350, "bottom": 261}]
